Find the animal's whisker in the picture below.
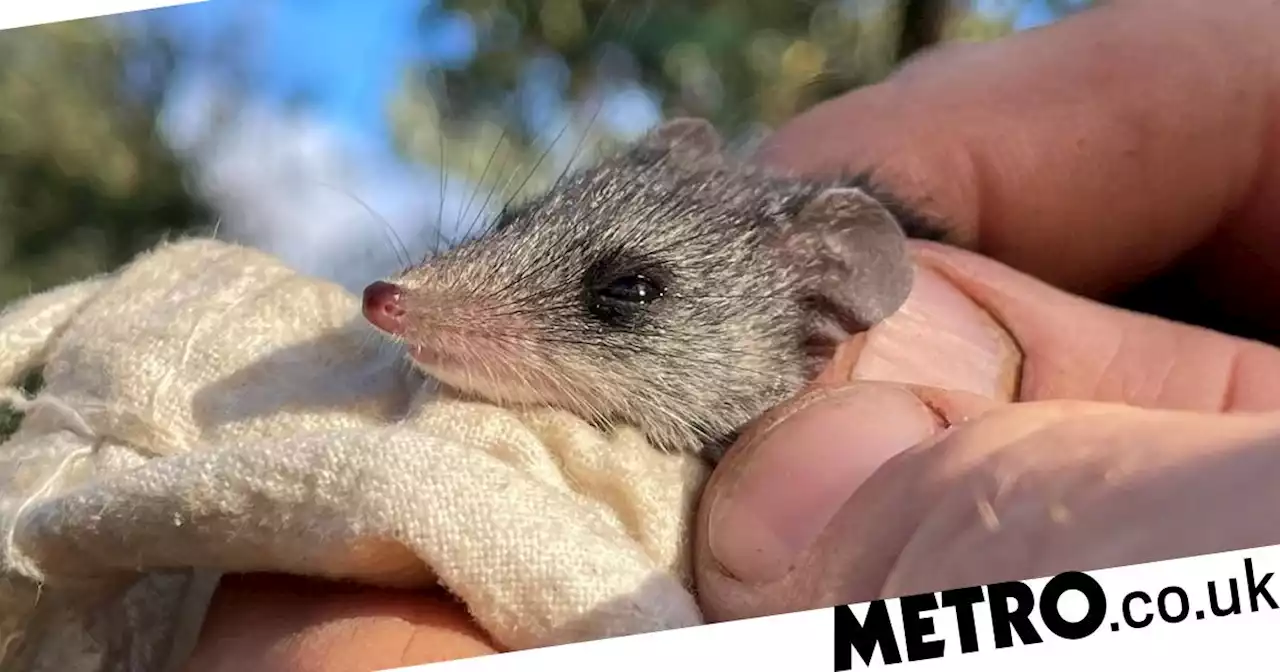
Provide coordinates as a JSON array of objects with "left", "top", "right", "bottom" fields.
[
  {"left": 457, "top": 127, "right": 509, "bottom": 240},
  {"left": 308, "top": 180, "right": 413, "bottom": 272}
]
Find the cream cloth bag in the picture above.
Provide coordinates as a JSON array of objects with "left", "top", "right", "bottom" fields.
[{"left": 0, "top": 238, "right": 709, "bottom": 672}]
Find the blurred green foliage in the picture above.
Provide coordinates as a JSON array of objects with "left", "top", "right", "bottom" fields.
[
  {"left": 0, "top": 19, "right": 212, "bottom": 307},
  {"left": 389, "top": 0, "right": 1047, "bottom": 201}
]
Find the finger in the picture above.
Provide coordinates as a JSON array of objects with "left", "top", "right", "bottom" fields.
[
  {"left": 818, "top": 255, "right": 1022, "bottom": 402},
  {"left": 697, "top": 382, "right": 999, "bottom": 591},
  {"left": 761, "top": 0, "right": 1280, "bottom": 304},
  {"left": 700, "top": 399, "right": 1280, "bottom": 621},
  {"left": 185, "top": 574, "right": 497, "bottom": 672},
  {"left": 914, "top": 241, "right": 1280, "bottom": 411},
  {"left": 879, "top": 407, "right": 1280, "bottom": 598},
  {"left": 826, "top": 241, "right": 1280, "bottom": 412}
]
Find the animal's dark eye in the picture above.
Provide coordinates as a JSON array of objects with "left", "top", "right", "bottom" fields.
[
  {"left": 586, "top": 271, "right": 666, "bottom": 325},
  {"left": 597, "top": 274, "right": 663, "bottom": 304}
]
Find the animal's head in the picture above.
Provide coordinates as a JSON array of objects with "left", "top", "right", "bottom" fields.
[{"left": 363, "top": 118, "right": 914, "bottom": 455}]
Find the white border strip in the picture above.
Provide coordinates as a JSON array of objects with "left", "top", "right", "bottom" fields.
[{"left": 0, "top": 1, "right": 207, "bottom": 32}]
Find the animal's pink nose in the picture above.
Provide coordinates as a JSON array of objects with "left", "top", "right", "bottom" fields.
[{"left": 363, "top": 280, "right": 406, "bottom": 334}]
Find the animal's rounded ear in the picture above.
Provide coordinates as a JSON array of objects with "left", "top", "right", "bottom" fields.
[
  {"left": 634, "top": 117, "right": 724, "bottom": 166},
  {"left": 778, "top": 187, "right": 915, "bottom": 340}
]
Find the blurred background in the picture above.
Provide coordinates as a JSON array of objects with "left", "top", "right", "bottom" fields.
[{"left": 0, "top": 0, "right": 1093, "bottom": 306}]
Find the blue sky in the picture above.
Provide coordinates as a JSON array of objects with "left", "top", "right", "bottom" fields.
[
  {"left": 1015, "top": 0, "right": 1067, "bottom": 29},
  {"left": 137, "top": 0, "right": 475, "bottom": 146},
  {"left": 136, "top": 0, "right": 1067, "bottom": 152}
]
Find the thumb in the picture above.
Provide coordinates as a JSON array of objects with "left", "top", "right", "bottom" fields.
[
  {"left": 697, "top": 393, "right": 1280, "bottom": 623},
  {"left": 694, "top": 381, "right": 999, "bottom": 620}
]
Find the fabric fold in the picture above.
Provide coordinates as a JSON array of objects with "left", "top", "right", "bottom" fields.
[{"left": 0, "top": 238, "right": 708, "bottom": 671}]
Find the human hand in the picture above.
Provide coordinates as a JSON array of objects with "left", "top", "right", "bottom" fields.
[
  {"left": 695, "top": 0, "right": 1280, "bottom": 620},
  {"left": 186, "top": 0, "right": 1280, "bottom": 668},
  {"left": 183, "top": 575, "right": 497, "bottom": 672}
]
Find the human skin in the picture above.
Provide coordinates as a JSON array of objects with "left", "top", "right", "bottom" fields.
[{"left": 184, "top": 0, "right": 1280, "bottom": 669}]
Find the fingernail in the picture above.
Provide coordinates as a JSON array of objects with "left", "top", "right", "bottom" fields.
[
  {"left": 708, "top": 384, "right": 941, "bottom": 584},
  {"left": 853, "top": 265, "right": 1021, "bottom": 401}
]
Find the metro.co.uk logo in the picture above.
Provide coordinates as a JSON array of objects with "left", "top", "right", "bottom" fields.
[{"left": 835, "top": 556, "right": 1278, "bottom": 669}]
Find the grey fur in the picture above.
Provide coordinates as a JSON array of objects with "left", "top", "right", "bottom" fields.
[{"left": 380, "top": 118, "right": 943, "bottom": 461}]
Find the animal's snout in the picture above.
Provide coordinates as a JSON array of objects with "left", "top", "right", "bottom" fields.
[{"left": 362, "top": 280, "right": 406, "bottom": 335}]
